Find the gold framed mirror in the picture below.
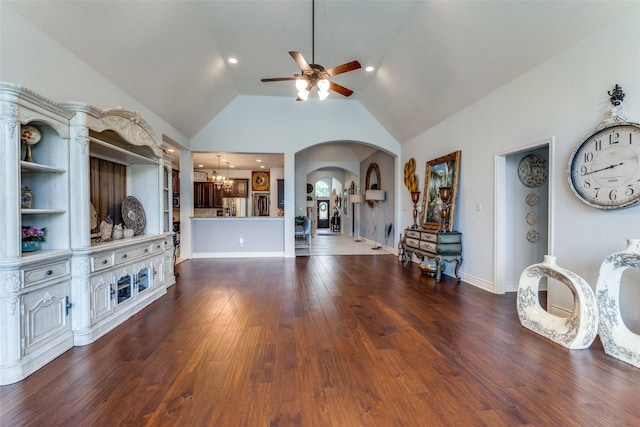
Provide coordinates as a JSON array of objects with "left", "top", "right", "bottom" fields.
[
  {"left": 421, "top": 150, "right": 461, "bottom": 231},
  {"left": 365, "top": 162, "right": 381, "bottom": 208}
]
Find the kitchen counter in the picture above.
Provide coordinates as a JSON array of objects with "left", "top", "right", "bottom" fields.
[{"left": 191, "top": 216, "right": 284, "bottom": 257}]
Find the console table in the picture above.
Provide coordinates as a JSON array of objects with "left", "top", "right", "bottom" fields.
[{"left": 402, "top": 228, "right": 462, "bottom": 282}]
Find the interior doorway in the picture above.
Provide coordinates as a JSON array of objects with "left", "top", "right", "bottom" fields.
[
  {"left": 317, "top": 200, "right": 329, "bottom": 228},
  {"left": 495, "top": 138, "right": 554, "bottom": 294}
]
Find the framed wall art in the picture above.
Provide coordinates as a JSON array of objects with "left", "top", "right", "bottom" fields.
[
  {"left": 252, "top": 171, "right": 270, "bottom": 191},
  {"left": 193, "top": 171, "right": 208, "bottom": 182},
  {"left": 421, "top": 150, "right": 461, "bottom": 231}
]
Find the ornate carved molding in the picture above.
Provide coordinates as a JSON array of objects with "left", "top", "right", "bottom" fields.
[
  {"left": 0, "top": 82, "right": 73, "bottom": 119},
  {"left": 0, "top": 102, "right": 19, "bottom": 139},
  {"left": 76, "top": 126, "right": 90, "bottom": 155}
]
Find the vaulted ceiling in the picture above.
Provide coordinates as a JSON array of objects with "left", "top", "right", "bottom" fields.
[{"left": 7, "top": 1, "right": 638, "bottom": 144}]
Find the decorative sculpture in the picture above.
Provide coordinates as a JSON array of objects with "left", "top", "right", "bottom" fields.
[
  {"left": 596, "top": 239, "right": 640, "bottom": 367},
  {"left": 517, "top": 255, "right": 598, "bottom": 349}
]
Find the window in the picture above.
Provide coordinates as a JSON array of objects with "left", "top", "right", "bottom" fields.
[{"left": 315, "top": 180, "right": 331, "bottom": 198}]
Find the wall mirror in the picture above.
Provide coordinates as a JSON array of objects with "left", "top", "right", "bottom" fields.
[{"left": 365, "top": 162, "right": 381, "bottom": 208}]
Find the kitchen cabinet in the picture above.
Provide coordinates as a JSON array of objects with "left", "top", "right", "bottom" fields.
[
  {"left": 277, "top": 179, "right": 284, "bottom": 210},
  {"left": 225, "top": 179, "right": 249, "bottom": 198},
  {"left": 194, "top": 182, "right": 224, "bottom": 208}
]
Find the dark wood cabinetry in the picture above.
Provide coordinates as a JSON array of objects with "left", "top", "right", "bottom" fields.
[
  {"left": 194, "top": 182, "right": 213, "bottom": 208},
  {"left": 194, "top": 182, "right": 224, "bottom": 208},
  {"left": 224, "top": 179, "right": 248, "bottom": 198},
  {"left": 277, "top": 179, "right": 284, "bottom": 210},
  {"left": 172, "top": 169, "right": 180, "bottom": 196}
]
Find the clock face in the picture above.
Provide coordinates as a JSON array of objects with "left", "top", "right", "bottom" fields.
[{"left": 568, "top": 123, "right": 640, "bottom": 209}]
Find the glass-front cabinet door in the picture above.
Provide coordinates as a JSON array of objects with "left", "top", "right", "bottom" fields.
[
  {"left": 115, "top": 271, "right": 132, "bottom": 304},
  {"left": 136, "top": 265, "right": 150, "bottom": 293}
]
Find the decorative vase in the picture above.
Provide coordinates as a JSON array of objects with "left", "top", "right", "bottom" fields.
[
  {"left": 517, "top": 255, "right": 598, "bottom": 349},
  {"left": 22, "top": 241, "right": 40, "bottom": 252},
  {"left": 20, "top": 125, "right": 41, "bottom": 162},
  {"left": 21, "top": 186, "right": 32, "bottom": 209},
  {"left": 596, "top": 238, "right": 640, "bottom": 367},
  {"left": 410, "top": 191, "right": 420, "bottom": 229}
]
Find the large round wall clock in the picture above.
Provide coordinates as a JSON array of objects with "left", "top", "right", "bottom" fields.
[{"left": 568, "top": 121, "right": 640, "bottom": 209}]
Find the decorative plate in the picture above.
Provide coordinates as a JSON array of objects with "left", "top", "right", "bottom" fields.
[
  {"left": 526, "top": 211, "right": 538, "bottom": 225},
  {"left": 252, "top": 171, "right": 270, "bottom": 191},
  {"left": 307, "top": 183, "right": 314, "bottom": 194},
  {"left": 518, "top": 154, "right": 548, "bottom": 188},
  {"left": 526, "top": 229, "right": 539, "bottom": 243},
  {"left": 526, "top": 192, "right": 539, "bottom": 206},
  {"left": 121, "top": 196, "right": 146, "bottom": 235}
]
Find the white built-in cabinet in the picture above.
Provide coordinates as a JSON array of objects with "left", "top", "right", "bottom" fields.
[{"left": 0, "top": 82, "right": 175, "bottom": 385}]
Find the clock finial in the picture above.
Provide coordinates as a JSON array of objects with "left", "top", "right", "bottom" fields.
[{"left": 608, "top": 84, "right": 625, "bottom": 107}]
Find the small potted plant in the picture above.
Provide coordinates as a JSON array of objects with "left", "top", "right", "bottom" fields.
[{"left": 22, "top": 225, "right": 46, "bottom": 252}]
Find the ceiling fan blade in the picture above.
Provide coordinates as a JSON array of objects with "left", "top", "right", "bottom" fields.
[
  {"left": 325, "top": 60, "right": 361, "bottom": 77},
  {"left": 261, "top": 77, "right": 297, "bottom": 82},
  {"left": 289, "top": 51, "right": 312, "bottom": 72},
  {"left": 329, "top": 81, "right": 354, "bottom": 97}
]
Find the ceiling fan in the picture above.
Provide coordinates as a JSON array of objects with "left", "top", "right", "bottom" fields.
[{"left": 260, "top": 0, "right": 361, "bottom": 101}]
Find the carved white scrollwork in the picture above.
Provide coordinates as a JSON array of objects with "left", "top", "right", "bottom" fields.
[
  {"left": 1, "top": 102, "right": 19, "bottom": 139},
  {"left": 76, "top": 126, "right": 89, "bottom": 155},
  {"left": 596, "top": 239, "right": 640, "bottom": 367},
  {"left": 517, "top": 255, "right": 598, "bottom": 349},
  {"left": 1, "top": 272, "right": 22, "bottom": 316}
]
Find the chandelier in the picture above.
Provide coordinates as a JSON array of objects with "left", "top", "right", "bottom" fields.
[
  {"left": 211, "top": 154, "right": 233, "bottom": 191},
  {"left": 223, "top": 161, "right": 234, "bottom": 192}
]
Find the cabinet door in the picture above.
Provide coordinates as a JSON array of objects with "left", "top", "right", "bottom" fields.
[
  {"left": 91, "top": 270, "right": 114, "bottom": 323},
  {"left": 114, "top": 268, "right": 133, "bottom": 305},
  {"left": 193, "top": 182, "right": 203, "bottom": 208},
  {"left": 153, "top": 255, "right": 165, "bottom": 287},
  {"left": 232, "top": 179, "right": 249, "bottom": 198},
  {"left": 277, "top": 179, "right": 284, "bottom": 209},
  {"left": 22, "top": 282, "right": 71, "bottom": 356},
  {"left": 135, "top": 261, "right": 152, "bottom": 294},
  {"left": 212, "top": 184, "right": 223, "bottom": 208},
  {"left": 172, "top": 170, "right": 180, "bottom": 196}
]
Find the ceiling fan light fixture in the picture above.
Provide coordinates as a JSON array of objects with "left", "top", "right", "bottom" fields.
[
  {"left": 318, "top": 90, "right": 329, "bottom": 101},
  {"left": 298, "top": 89, "right": 309, "bottom": 101},
  {"left": 317, "top": 78, "right": 330, "bottom": 93},
  {"left": 296, "top": 77, "right": 308, "bottom": 91}
]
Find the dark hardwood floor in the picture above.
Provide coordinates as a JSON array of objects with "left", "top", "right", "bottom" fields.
[{"left": 2, "top": 255, "right": 640, "bottom": 426}]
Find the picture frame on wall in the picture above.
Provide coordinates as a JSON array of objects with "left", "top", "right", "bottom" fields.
[
  {"left": 193, "top": 171, "right": 208, "bottom": 182},
  {"left": 421, "top": 150, "right": 461, "bottom": 231},
  {"left": 252, "top": 171, "right": 270, "bottom": 191}
]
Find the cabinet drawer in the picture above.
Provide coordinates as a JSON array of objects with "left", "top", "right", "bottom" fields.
[
  {"left": 421, "top": 232, "right": 438, "bottom": 243},
  {"left": 419, "top": 241, "right": 437, "bottom": 253},
  {"left": 91, "top": 253, "right": 114, "bottom": 272},
  {"left": 114, "top": 244, "right": 152, "bottom": 264},
  {"left": 405, "top": 230, "right": 421, "bottom": 239},
  {"left": 405, "top": 238, "right": 421, "bottom": 249},
  {"left": 23, "top": 260, "right": 69, "bottom": 287},
  {"left": 438, "top": 232, "right": 462, "bottom": 244},
  {"left": 438, "top": 243, "right": 462, "bottom": 255},
  {"left": 152, "top": 240, "right": 164, "bottom": 252}
]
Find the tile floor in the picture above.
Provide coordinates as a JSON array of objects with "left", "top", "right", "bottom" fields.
[{"left": 296, "top": 228, "right": 394, "bottom": 256}]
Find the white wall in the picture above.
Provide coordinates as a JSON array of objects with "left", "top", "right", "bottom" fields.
[
  {"left": 402, "top": 10, "right": 640, "bottom": 318},
  {"left": 191, "top": 95, "right": 401, "bottom": 255},
  {"left": 0, "top": 4, "right": 189, "bottom": 147}
]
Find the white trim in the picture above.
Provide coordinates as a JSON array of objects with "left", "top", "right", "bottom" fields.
[
  {"left": 193, "top": 251, "right": 285, "bottom": 258},
  {"left": 494, "top": 137, "right": 555, "bottom": 295}
]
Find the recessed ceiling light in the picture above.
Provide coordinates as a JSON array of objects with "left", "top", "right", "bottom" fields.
[
  {"left": 168, "top": 148, "right": 175, "bottom": 152},
  {"left": 228, "top": 58, "right": 238, "bottom": 64},
  {"left": 365, "top": 66, "right": 374, "bottom": 72},
  {"left": 198, "top": 164, "right": 204, "bottom": 168},
  {"left": 230, "top": 165, "right": 235, "bottom": 168},
  {"left": 260, "top": 165, "right": 265, "bottom": 169},
  {"left": 256, "top": 159, "right": 262, "bottom": 162}
]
